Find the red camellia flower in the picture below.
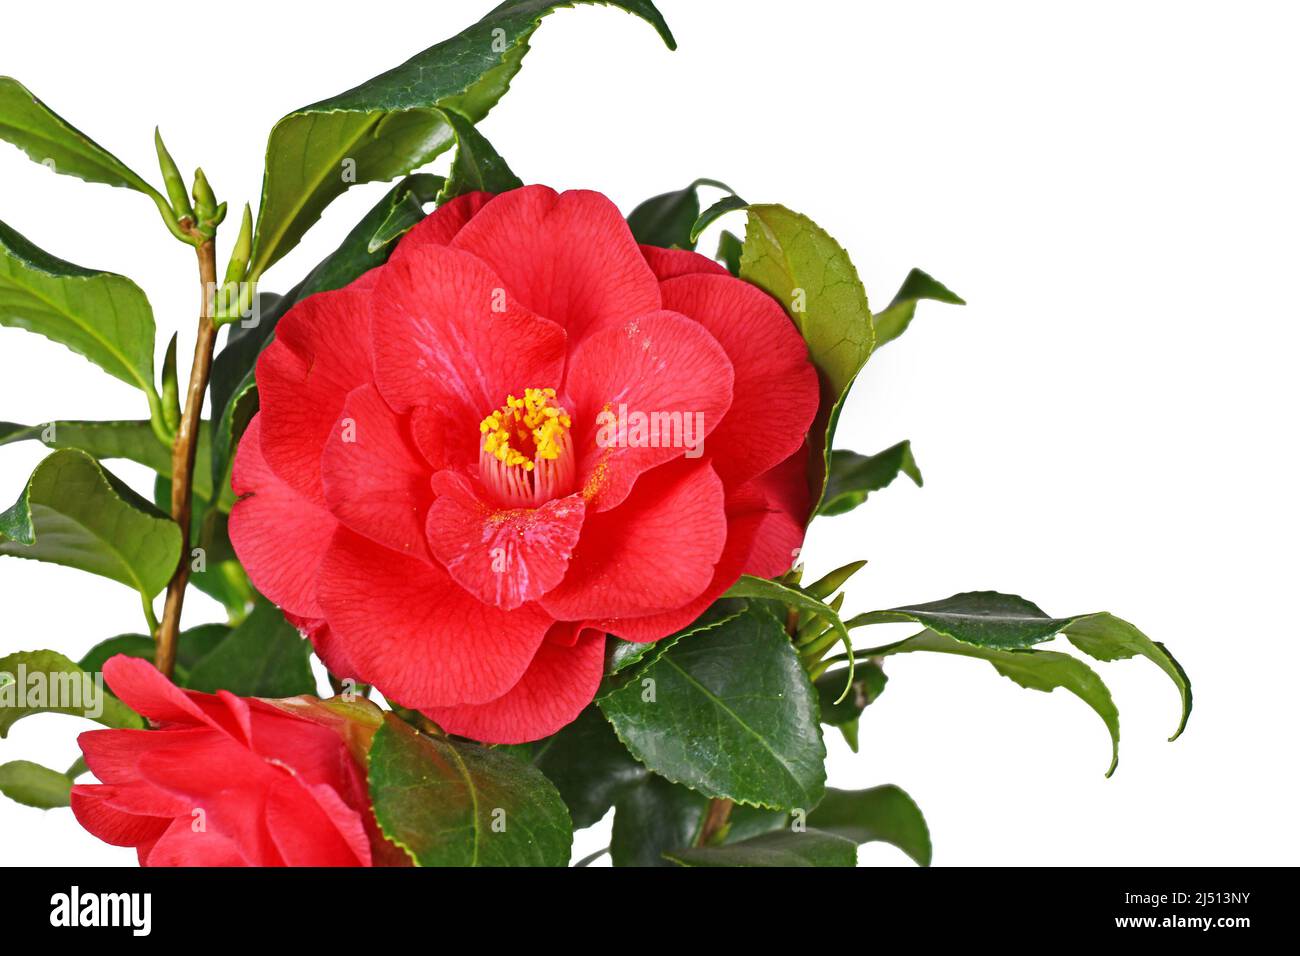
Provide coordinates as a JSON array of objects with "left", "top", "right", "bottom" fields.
[
  {"left": 229, "top": 185, "right": 819, "bottom": 743},
  {"left": 71, "top": 656, "right": 386, "bottom": 866}
]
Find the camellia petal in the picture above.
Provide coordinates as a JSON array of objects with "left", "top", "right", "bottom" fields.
[
  {"left": 316, "top": 528, "right": 552, "bottom": 707},
  {"left": 424, "top": 470, "right": 585, "bottom": 610},
  {"left": 565, "top": 310, "right": 734, "bottom": 512},
  {"left": 389, "top": 190, "right": 494, "bottom": 264},
  {"left": 639, "top": 244, "right": 729, "bottom": 281},
  {"left": 422, "top": 630, "right": 607, "bottom": 744},
  {"left": 370, "top": 243, "right": 566, "bottom": 415},
  {"left": 541, "top": 460, "right": 727, "bottom": 620},
  {"left": 255, "top": 286, "right": 374, "bottom": 504},
  {"left": 660, "top": 273, "right": 820, "bottom": 487},
  {"left": 230, "top": 416, "right": 338, "bottom": 618},
  {"left": 321, "top": 383, "right": 433, "bottom": 559},
  {"left": 452, "top": 185, "right": 662, "bottom": 343}
]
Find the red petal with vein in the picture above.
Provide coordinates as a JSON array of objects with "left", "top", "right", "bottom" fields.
[
  {"left": 564, "top": 310, "right": 734, "bottom": 512},
  {"left": 639, "top": 244, "right": 729, "bottom": 280},
  {"left": 370, "top": 243, "right": 566, "bottom": 415},
  {"left": 423, "top": 631, "right": 606, "bottom": 744},
  {"left": 229, "top": 415, "right": 337, "bottom": 618},
  {"left": 601, "top": 485, "right": 768, "bottom": 642},
  {"left": 425, "top": 470, "right": 585, "bottom": 610},
  {"left": 321, "top": 383, "right": 433, "bottom": 559},
  {"left": 741, "top": 444, "right": 813, "bottom": 578},
  {"left": 452, "top": 186, "right": 661, "bottom": 342},
  {"left": 541, "top": 460, "right": 727, "bottom": 620},
  {"left": 390, "top": 190, "right": 494, "bottom": 264},
  {"left": 255, "top": 287, "right": 373, "bottom": 504},
  {"left": 660, "top": 273, "right": 820, "bottom": 487},
  {"left": 316, "top": 528, "right": 552, "bottom": 707}
]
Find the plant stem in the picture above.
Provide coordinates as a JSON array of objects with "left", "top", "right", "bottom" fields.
[
  {"left": 154, "top": 238, "right": 219, "bottom": 678},
  {"left": 697, "top": 797, "right": 733, "bottom": 846}
]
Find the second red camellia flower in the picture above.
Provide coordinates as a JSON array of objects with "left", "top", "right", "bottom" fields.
[{"left": 229, "top": 185, "right": 820, "bottom": 743}]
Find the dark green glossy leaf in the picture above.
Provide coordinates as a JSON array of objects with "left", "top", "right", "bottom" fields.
[
  {"left": 532, "top": 705, "right": 647, "bottom": 829},
  {"left": 739, "top": 204, "right": 874, "bottom": 513},
  {"left": 689, "top": 193, "right": 748, "bottom": 244},
  {"left": 872, "top": 629, "right": 1122, "bottom": 776},
  {"left": 0, "top": 650, "right": 143, "bottom": 737},
  {"left": 184, "top": 599, "right": 315, "bottom": 697},
  {"left": 666, "top": 828, "right": 857, "bottom": 867},
  {"left": 78, "top": 623, "right": 231, "bottom": 687},
  {"left": 627, "top": 178, "right": 733, "bottom": 249},
  {"left": 0, "top": 77, "right": 157, "bottom": 194},
  {"left": 599, "top": 604, "right": 825, "bottom": 811},
  {"left": 716, "top": 229, "right": 742, "bottom": 275},
  {"left": 807, "top": 785, "right": 931, "bottom": 866},
  {"left": 872, "top": 267, "right": 965, "bottom": 349},
  {"left": 819, "top": 441, "right": 923, "bottom": 517},
  {"left": 0, "top": 759, "right": 72, "bottom": 809},
  {"left": 606, "top": 598, "right": 746, "bottom": 675},
  {"left": 0, "top": 419, "right": 215, "bottom": 503},
  {"left": 815, "top": 661, "right": 886, "bottom": 751},
  {"left": 367, "top": 175, "right": 445, "bottom": 254},
  {"left": 724, "top": 575, "right": 855, "bottom": 696},
  {"left": 436, "top": 109, "right": 522, "bottom": 202},
  {"left": 850, "top": 591, "right": 1076, "bottom": 650},
  {"left": 0, "top": 220, "right": 158, "bottom": 397},
  {"left": 0, "top": 450, "right": 180, "bottom": 597},
  {"left": 247, "top": 0, "right": 674, "bottom": 279},
  {"left": 369, "top": 714, "right": 572, "bottom": 866},
  {"left": 610, "top": 772, "right": 708, "bottom": 867},
  {"left": 849, "top": 592, "right": 1190, "bottom": 738}
]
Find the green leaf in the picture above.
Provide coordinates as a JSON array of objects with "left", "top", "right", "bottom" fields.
[
  {"left": 807, "top": 785, "right": 932, "bottom": 866},
  {"left": 849, "top": 593, "right": 1190, "bottom": 740},
  {"left": 366, "top": 175, "right": 445, "bottom": 254},
  {"left": 0, "top": 450, "right": 180, "bottom": 598},
  {"left": 716, "top": 229, "right": 742, "bottom": 275},
  {"left": 0, "top": 77, "right": 157, "bottom": 194},
  {"left": 606, "top": 598, "right": 746, "bottom": 675},
  {"left": 78, "top": 623, "right": 231, "bottom": 687},
  {"left": 872, "top": 267, "right": 965, "bottom": 349},
  {"left": 739, "top": 204, "right": 874, "bottom": 513},
  {"left": 599, "top": 604, "right": 826, "bottom": 811},
  {"left": 247, "top": 0, "right": 675, "bottom": 279},
  {"left": 0, "top": 419, "right": 214, "bottom": 503},
  {"left": 850, "top": 591, "right": 1077, "bottom": 650},
  {"left": 0, "top": 760, "right": 73, "bottom": 809},
  {"left": 532, "top": 705, "right": 648, "bottom": 829},
  {"left": 436, "top": 109, "right": 522, "bottom": 202},
  {"left": 0, "top": 650, "right": 143, "bottom": 737},
  {"left": 666, "top": 828, "right": 857, "bottom": 867},
  {"left": 1062, "top": 613, "right": 1192, "bottom": 741},
  {"left": 610, "top": 773, "right": 708, "bottom": 867},
  {"left": 0, "top": 220, "right": 158, "bottom": 397},
  {"left": 819, "top": 441, "right": 923, "bottom": 517},
  {"left": 724, "top": 574, "right": 855, "bottom": 698},
  {"left": 873, "top": 629, "right": 1122, "bottom": 776},
  {"left": 627, "top": 178, "right": 733, "bottom": 249},
  {"left": 814, "top": 661, "right": 886, "bottom": 752},
  {"left": 368, "top": 714, "right": 572, "bottom": 866},
  {"left": 184, "top": 598, "right": 315, "bottom": 697},
  {"left": 690, "top": 193, "right": 749, "bottom": 244}
]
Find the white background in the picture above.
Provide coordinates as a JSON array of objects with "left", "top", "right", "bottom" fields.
[{"left": 1, "top": 0, "right": 1296, "bottom": 866}]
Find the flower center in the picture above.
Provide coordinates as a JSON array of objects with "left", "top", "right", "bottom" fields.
[{"left": 478, "top": 387, "right": 575, "bottom": 507}]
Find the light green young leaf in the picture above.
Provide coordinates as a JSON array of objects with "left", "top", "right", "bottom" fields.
[
  {"left": 0, "top": 649, "right": 144, "bottom": 737},
  {"left": 0, "top": 449, "right": 180, "bottom": 598},
  {"left": 0, "top": 220, "right": 158, "bottom": 399},
  {"left": 0, "top": 760, "right": 74, "bottom": 809},
  {"left": 872, "top": 267, "right": 965, "bottom": 349}
]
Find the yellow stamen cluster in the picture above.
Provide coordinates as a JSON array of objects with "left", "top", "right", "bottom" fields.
[{"left": 479, "top": 387, "right": 572, "bottom": 472}]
